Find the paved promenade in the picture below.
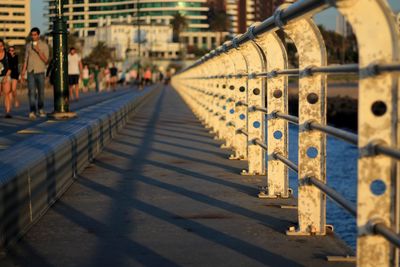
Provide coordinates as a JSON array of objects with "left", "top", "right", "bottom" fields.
[{"left": 0, "top": 86, "right": 354, "bottom": 267}]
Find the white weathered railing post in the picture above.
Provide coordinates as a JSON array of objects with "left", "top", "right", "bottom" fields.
[
  {"left": 220, "top": 50, "right": 237, "bottom": 151},
  {"left": 227, "top": 44, "right": 248, "bottom": 161},
  {"left": 255, "top": 31, "right": 290, "bottom": 198},
  {"left": 284, "top": 17, "right": 327, "bottom": 236},
  {"left": 337, "top": 1, "right": 399, "bottom": 266},
  {"left": 239, "top": 29, "right": 266, "bottom": 175}
]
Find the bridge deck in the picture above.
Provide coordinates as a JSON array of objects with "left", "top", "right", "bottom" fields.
[{"left": 0, "top": 86, "right": 354, "bottom": 267}]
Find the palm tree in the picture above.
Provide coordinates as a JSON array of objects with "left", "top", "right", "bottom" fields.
[
  {"left": 209, "top": 13, "right": 231, "bottom": 46},
  {"left": 171, "top": 13, "right": 188, "bottom": 58}
]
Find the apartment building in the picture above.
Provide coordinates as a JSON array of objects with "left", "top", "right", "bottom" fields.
[
  {"left": 0, "top": 0, "right": 30, "bottom": 45},
  {"left": 226, "top": 0, "right": 283, "bottom": 35},
  {"left": 47, "top": 0, "right": 209, "bottom": 37}
]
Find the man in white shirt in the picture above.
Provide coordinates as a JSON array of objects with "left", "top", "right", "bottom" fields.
[{"left": 68, "top": 47, "right": 82, "bottom": 101}]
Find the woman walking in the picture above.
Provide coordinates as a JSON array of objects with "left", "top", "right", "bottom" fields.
[
  {"left": 8, "top": 46, "right": 19, "bottom": 108},
  {"left": 0, "top": 40, "right": 11, "bottom": 118}
]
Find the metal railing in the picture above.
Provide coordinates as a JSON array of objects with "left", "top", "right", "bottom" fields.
[{"left": 172, "top": 0, "right": 400, "bottom": 266}]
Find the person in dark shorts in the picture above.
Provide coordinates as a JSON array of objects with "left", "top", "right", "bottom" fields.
[
  {"left": 93, "top": 64, "right": 100, "bottom": 92},
  {"left": 0, "top": 40, "right": 11, "bottom": 118},
  {"left": 109, "top": 63, "right": 118, "bottom": 91},
  {"left": 68, "top": 47, "right": 82, "bottom": 101},
  {"left": 8, "top": 46, "right": 19, "bottom": 108}
]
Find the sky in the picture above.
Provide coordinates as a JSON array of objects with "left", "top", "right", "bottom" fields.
[{"left": 32, "top": 0, "right": 400, "bottom": 33}]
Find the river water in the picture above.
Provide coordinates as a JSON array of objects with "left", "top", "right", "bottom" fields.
[{"left": 285, "top": 124, "right": 358, "bottom": 249}]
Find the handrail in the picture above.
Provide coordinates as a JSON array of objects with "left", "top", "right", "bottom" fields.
[
  {"left": 306, "top": 177, "right": 357, "bottom": 217},
  {"left": 187, "top": 63, "right": 361, "bottom": 79},
  {"left": 172, "top": 0, "right": 400, "bottom": 265},
  {"left": 273, "top": 153, "right": 298, "bottom": 173}
]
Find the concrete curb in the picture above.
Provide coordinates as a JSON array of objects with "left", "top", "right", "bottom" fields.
[{"left": 0, "top": 84, "right": 161, "bottom": 251}]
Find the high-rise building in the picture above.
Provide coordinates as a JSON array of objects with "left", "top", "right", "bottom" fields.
[
  {"left": 253, "top": 0, "right": 284, "bottom": 23},
  {"left": 226, "top": 0, "right": 283, "bottom": 35},
  {"left": 226, "top": 0, "right": 238, "bottom": 35},
  {"left": 207, "top": 0, "right": 225, "bottom": 12},
  {"left": 47, "top": 0, "right": 209, "bottom": 37},
  {"left": 0, "top": 0, "right": 30, "bottom": 45}
]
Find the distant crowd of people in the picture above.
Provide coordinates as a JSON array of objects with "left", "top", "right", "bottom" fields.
[{"left": 0, "top": 27, "right": 171, "bottom": 120}]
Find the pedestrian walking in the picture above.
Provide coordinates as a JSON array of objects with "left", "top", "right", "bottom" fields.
[
  {"left": 144, "top": 67, "right": 152, "bottom": 85},
  {"left": 129, "top": 69, "right": 137, "bottom": 86},
  {"left": 68, "top": 47, "right": 83, "bottom": 101},
  {"left": 93, "top": 64, "right": 100, "bottom": 92},
  {"left": 8, "top": 46, "right": 19, "bottom": 108},
  {"left": 82, "top": 64, "right": 89, "bottom": 92},
  {"left": 0, "top": 40, "right": 11, "bottom": 118},
  {"left": 109, "top": 63, "right": 118, "bottom": 91},
  {"left": 21, "top": 27, "right": 49, "bottom": 120},
  {"left": 104, "top": 66, "right": 110, "bottom": 91}
]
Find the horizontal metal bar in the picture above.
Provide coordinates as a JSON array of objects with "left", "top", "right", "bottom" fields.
[
  {"left": 236, "top": 101, "right": 248, "bottom": 107},
  {"left": 276, "top": 69, "right": 300, "bottom": 75},
  {"left": 237, "top": 128, "right": 248, "bottom": 136},
  {"left": 376, "top": 63, "right": 400, "bottom": 73},
  {"left": 307, "top": 177, "right": 357, "bottom": 217},
  {"left": 273, "top": 153, "right": 298, "bottom": 173},
  {"left": 255, "top": 69, "right": 300, "bottom": 78},
  {"left": 373, "top": 223, "right": 400, "bottom": 248},
  {"left": 227, "top": 121, "right": 236, "bottom": 127},
  {"left": 308, "top": 122, "right": 357, "bottom": 145},
  {"left": 187, "top": 64, "right": 360, "bottom": 80},
  {"left": 253, "top": 138, "right": 268, "bottom": 151},
  {"left": 252, "top": 106, "right": 268, "bottom": 113},
  {"left": 275, "top": 112, "right": 299, "bottom": 124},
  {"left": 310, "top": 64, "right": 359, "bottom": 74},
  {"left": 375, "top": 144, "right": 400, "bottom": 160}
]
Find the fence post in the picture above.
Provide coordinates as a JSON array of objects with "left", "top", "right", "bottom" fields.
[
  {"left": 255, "top": 31, "right": 290, "bottom": 198},
  {"left": 194, "top": 66, "right": 207, "bottom": 122},
  {"left": 284, "top": 17, "right": 327, "bottom": 236},
  {"left": 212, "top": 56, "right": 228, "bottom": 141},
  {"left": 239, "top": 32, "right": 266, "bottom": 175},
  {"left": 226, "top": 43, "right": 249, "bottom": 162},
  {"left": 220, "top": 51, "right": 237, "bottom": 151},
  {"left": 337, "top": 1, "right": 399, "bottom": 266},
  {"left": 207, "top": 57, "right": 222, "bottom": 136}
]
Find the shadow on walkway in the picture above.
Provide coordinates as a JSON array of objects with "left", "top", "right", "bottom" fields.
[{"left": 1, "top": 86, "right": 354, "bottom": 267}]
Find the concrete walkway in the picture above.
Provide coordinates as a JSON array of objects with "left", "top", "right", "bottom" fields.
[{"left": 0, "top": 86, "right": 354, "bottom": 267}]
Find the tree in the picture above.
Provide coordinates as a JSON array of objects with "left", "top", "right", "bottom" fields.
[
  {"left": 318, "top": 25, "right": 358, "bottom": 64},
  {"left": 83, "top": 42, "right": 113, "bottom": 67},
  {"left": 208, "top": 11, "right": 231, "bottom": 46},
  {"left": 171, "top": 13, "right": 188, "bottom": 42},
  {"left": 171, "top": 13, "right": 188, "bottom": 59},
  {"left": 68, "top": 32, "right": 79, "bottom": 49}
]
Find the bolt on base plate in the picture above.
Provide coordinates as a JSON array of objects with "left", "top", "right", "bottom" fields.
[
  {"left": 241, "top": 170, "right": 265, "bottom": 176},
  {"left": 258, "top": 191, "right": 278, "bottom": 199},
  {"left": 286, "top": 225, "right": 329, "bottom": 236},
  {"left": 258, "top": 187, "right": 293, "bottom": 199},
  {"left": 228, "top": 154, "right": 241, "bottom": 160}
]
